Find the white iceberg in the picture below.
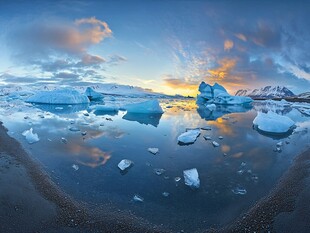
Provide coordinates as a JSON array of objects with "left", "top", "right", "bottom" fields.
[
  {"left": 253, "top": 111, "right": 295, "bottom": 134},
  {"left": 123, "top": 100, "right": 164, "bottom": 114},
  {"left": 84, "top": 87, "right": 104, "bottom": 101},
  {"left": 183, "top": 168, "right": 200, "bottom": 188},
  {"left": 26, "top": 89, "right": 89, "bottom": 105},
  {"left": 148, "top": 147, "right": 159, "bottom": 155},
  {"left": 177, "top": 129, "right": 201, "bottom": 144},
  {"left": 22, "top": 128, "right": 40, "bottom": 144},
  {"left": 197, "top": 82, "right": 252, "bottom": 105},
  {"left": 118, "top": 159, "right": 134, "bottom": 171}
]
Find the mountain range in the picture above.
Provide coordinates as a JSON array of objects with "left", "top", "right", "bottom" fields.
[{"left": 235, "top": 86, "right": 296, "bottom": 98}]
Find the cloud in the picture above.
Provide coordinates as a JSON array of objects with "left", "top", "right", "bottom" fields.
[
  {"left": 235, "top": 33, "right": 247, "bottom": 42},
  {"left": 224, "top": 39, "right": 234, "bottom": 51},
  {"left": 207, "top": 58, "right": 237, "bottom": 79}
]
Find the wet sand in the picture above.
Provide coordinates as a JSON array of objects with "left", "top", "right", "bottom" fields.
[{"left": 1, "top": 120, "right": 309, "bottom": 233}]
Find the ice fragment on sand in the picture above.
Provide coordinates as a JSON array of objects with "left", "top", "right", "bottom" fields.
[
  {"left": 148, "top": 148, "right": 159, "bottom": 155},
  {"left": 183, "top": 168, "right": 200, "bottom": 188},
  {"left": 118, "top": 159, "right": 133, "bottom": 171},
  {"left": 22, "top": 128, "right": 40, "bottom": 144},
  {"left": 178, "top": 129, "right": 201, "bottom": 144},
  {"left": 133, "top": 194, "right": 144, "bottom": 202}
]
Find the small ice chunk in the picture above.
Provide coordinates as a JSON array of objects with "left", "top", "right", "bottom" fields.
[
  {"left": 203, "top": 135, "right": 212, "bottom": 140},
  {"left": 72, "top": 164, "right": 79, "bottom": 171},
  {"left": 118, "top": 159, "right": 134, "bottom": 171},
  {"left": 212, "top": 141, "right": 220, "bottom": 147},
  {"left": 81, "top": 131, "right": 87, "bottom": 136},
  {"left": 178, "top": 129, "right": 201, "bottom": 144},
  {"left": 183, "top": 168, "right": 200, "bottom": 188},
  {"left": 232, "top": 186, "right": 247, "bottom": 195},
  {"left": 218, "top": 136, "right": 223, "bottom": 139},
  {"left": 174, "top": 177, "right": 181, "bottom": 182},
  {"left": 69, "top": 126, "right": 80, "bottom": 132},
  {"left": 154, "top": 168, "right": 165, "bottom": 176},
  {"left": 55, "top": 107, "right": 63, "bottom": 110},
  {"left": 148, "top": 148, "right": 159, "bottom": 155},
  {"left": 22, "top": 128, "right": 40, "bottom": 144},
  {"left": 61, "top": 137, "right": 68, "bottom": 144},
  {"left": 133, "top": 194, "right": 144, "bottom": 202},
  {"left": 162, "top": 192, "right": 170, "bottom": 197},
  {"left": 240, "top": 162, "right": 246, "bottom": 167},
  {"left": 276, "top": 141, "right": 283, "bottom": 147}
]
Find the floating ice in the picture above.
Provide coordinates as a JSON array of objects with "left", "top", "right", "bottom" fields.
[
  {"left": 148, "top": 147, "right": 159, "bottom": 155},
  {"left": 253, "top": 111, "right": 295, "bottom": 134},
  {"left": 26, "top": 89, "right": 89, "bottom": 105},
  {"left": 183, "top": 168, "right": 200, "bottom": 188},
  {"left": 22, "top": 128, "right": 40, "bottom": 144},
  {"left": 178, "top": 129, "right": 201, "bottom": 145},
  {"left": 162, "top": 192, "right": 170, "bottom": 197},
  {"left": 201, "top": 126, "right": 211, "bottom": 130},
  {"left": 174, "top": 177, "right": 181, "bottom": 182},
  {"left": 123, "top": 100, "right": 164, "bottom": 114},
  {"left": 72, "top": 164, "right": 79, "bottom": 171},
  {"left": 232, "top": 186, "right": 247, "bottom": 195},
  {"left": 69, "top": 126, "right": 80, "bottom": 132},
  {"left": 197, "top": 82, "right": 253, "bottom": 105},
  {"left": 212, "top": 141, "right": 220, "bottom": 147},
  {"left": 218, "top": 136, "right": 223, "bottom": 139},
  {"left": 84, "top": 87, "right": 104, "bottom": 101},
  {"left": 118, "top": 159, "right": 134, "bottom": 171},
  {"left": 154, "top": 168, "right": 166, "bottom": 176},
  {"left": 90, "top": 104, "right": 119, "bottom": 113},
  {"left": 133, "top": 194, "right": 144, "bottom": 202},
  {"left": 203, "top": 135, "right": 212, "bottom": 140}
]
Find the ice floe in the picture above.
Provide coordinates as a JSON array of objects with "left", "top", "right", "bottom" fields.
[
  {"left": 183, "top": 168, "right": 200, "bottom": 188},
  {"left": 118, "top": 159, "right": 134, "bottom": 171},
  {"left": 26, "top": 89, "right": 89, "bottom": 105},
  {"left": 148, "top": 147, "right": 159, "bottom": 155},
  {"left": 22, "top": 128, "right": 40, "bottom": 144},
  {"left": 177, "top": 129, "right": 201, "bottom": 145},
  {"left": 133, "top": 194, "right": 144, "bottom": 202},
  {"left": 253, "top": 111, "right": 295, "bottom": 134},
  {"left": 84, "top": 87, "right": 104, "bottom": 101},
  {"left": 123, "top": 100, "right": 164, "bottom": 114}
]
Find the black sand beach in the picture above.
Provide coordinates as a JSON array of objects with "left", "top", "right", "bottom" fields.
[{"left": 0, "top": 121, "right": 309, "bottom": 233}]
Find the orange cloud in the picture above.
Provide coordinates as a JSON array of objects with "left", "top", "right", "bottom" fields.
[
  {"left": 208, "top": 58, "right": 237, "bottom": 79},
  {"left": 224, "top": 39, "right": 234, "bottom": 51}
]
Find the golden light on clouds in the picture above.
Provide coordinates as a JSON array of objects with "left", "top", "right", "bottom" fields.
[
  {"left": 224, "top": 39, "right": 234, "bottom": 51},
  {"left": 208, "top": 58, "right": 237, "bottom": 79},
  {"left": 235, "top": 33, "right": 247, "bottom": 42}
]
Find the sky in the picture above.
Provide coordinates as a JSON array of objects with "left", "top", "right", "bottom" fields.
[{"left": 0, "top": 0, "right": 310, "bottom": 96}]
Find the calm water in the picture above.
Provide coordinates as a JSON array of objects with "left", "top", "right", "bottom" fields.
[{"left": 1, "top": 97, "right": 310, "bottom": 232}]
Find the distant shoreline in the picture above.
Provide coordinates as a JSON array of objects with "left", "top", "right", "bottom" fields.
[{"left": 251, "top": 97, "right": 310, "bottom": 103}]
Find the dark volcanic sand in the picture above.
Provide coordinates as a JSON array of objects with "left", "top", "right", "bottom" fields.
[{"left": 0, "top": 120, "right": 309, "bottom": 233}]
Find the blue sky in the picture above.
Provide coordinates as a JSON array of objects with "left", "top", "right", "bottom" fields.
[{"left": 0, "top": 0, "right": 310, "bottom": 95}]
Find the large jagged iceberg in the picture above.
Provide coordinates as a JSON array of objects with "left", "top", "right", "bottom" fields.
[
  {"left": 123, "top": 100, "right": 164, "bottom": 114},
  {"left": 26, "top": 89, "right": 89, "bottom": 105},
  {"left": 197, "top": 82, "right": 252, "bottom": 105},
  {"left": 85, "top": 87, "right": 104, "bottom": 101},
  {"left": 253, "top": 111, "right": 295, "bottom": 134}
]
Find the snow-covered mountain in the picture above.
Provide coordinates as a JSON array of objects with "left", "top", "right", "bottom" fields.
[
  {"left": 297, "top": 92, "right": 310, "bottom": 99},
  {"left": 235, "top": 86, "right": 295, "bottom": 98}
]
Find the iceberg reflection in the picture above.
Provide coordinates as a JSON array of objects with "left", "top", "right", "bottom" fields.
[{"left": 122, "top": 112, "right": 163, "bottom": 127}]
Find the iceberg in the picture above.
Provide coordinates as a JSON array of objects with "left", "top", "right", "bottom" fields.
[
  {"left": 197, "top": 82, "right": 252, "bottom": 105},
  {"left": 26, "top": 89, "right": 89, "bottom": 105},
  {"left": 84, "top": 87, "right": 104, "bottom": 101},
  {"left": 183, "top": 168, "right": 200, "bottom": 188},
  {"left": 123, "top": 100, "right": 164, "bottom": 114},
  {"left": 253, "top": 111, "right": 295, "bottom": 134},
  {"left": 177, "top": 129, "right": 201, "bottom": 145},
  {"left": 117, "top": 159, "right": 134, "bottom": 171},
  {"left": 22, "top": 128, "right": 40, "bottom": 144}
]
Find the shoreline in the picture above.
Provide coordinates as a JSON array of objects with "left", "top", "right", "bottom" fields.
[
  {"left": 0, "top": 120, "right": 309, "bottom": 233},
  {"left": 0, "top": 122, "right": 166, "bottom": 233}
]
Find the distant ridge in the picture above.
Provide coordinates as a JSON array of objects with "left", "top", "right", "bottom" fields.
[{"left": 235, "top": 86, "right": 295, "bottom": 98}]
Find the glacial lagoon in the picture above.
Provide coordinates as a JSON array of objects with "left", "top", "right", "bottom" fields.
[{"left": 1, "top": 98, "right": 309, "bottom": 232}]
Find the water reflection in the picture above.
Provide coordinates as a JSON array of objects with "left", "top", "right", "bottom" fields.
[
  {"left": 33, "top": 103, "right": 89, "bottom": 114},
  {"left": 122, "top": 112, "right": 163, "bottom": 127},
  {"left": 197, "top": 104, "right": 252, "bottom": 121}
]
